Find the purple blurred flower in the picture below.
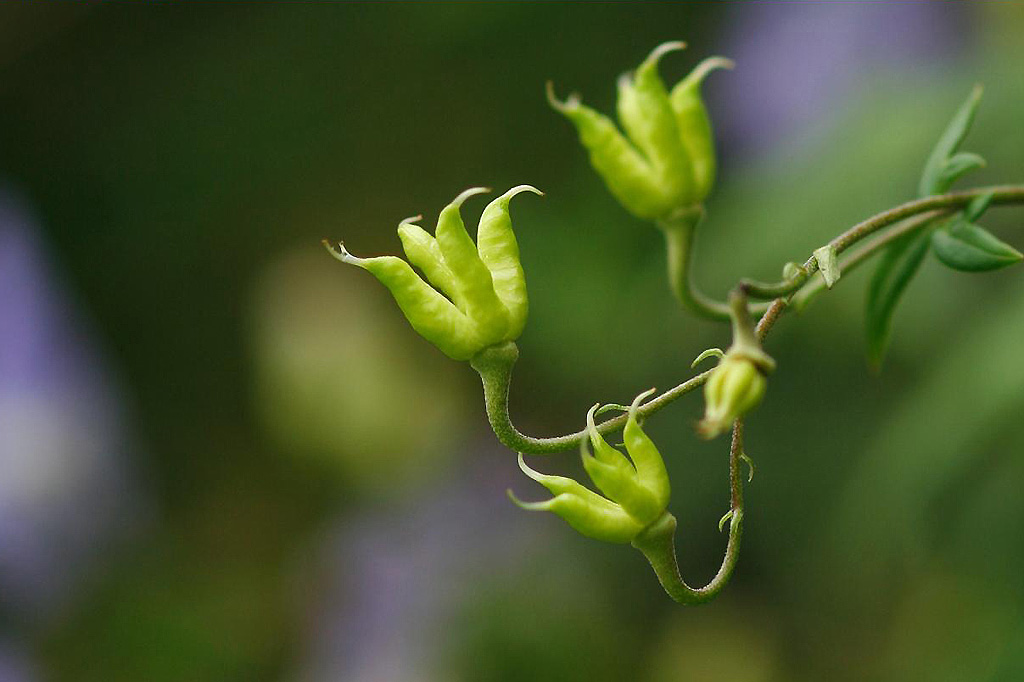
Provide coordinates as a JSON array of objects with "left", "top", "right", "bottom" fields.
[
  {"left": 0, "top": 187, "right": 145, "bottom": 625},
  {"left": 715, "top": 2, "right": 965, "bottom": 155}
]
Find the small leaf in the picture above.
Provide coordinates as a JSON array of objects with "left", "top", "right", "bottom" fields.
[
  {"left": 718, "top": 509, "right": 733, "bottom": 533},
  {"left": 964, "top": 191, "right": 996, "bottom": 222},
  {"left": 813, "top": 245, "right": 840, "bottom": 289},
  {"left": 918, "top": 85, "right": 983, "bottom": 197},
  {"left": 739, "top": 452, "right": 755, "bottom": 483},
  {"left": 865, "top": 229, "right": 932, "bottom": 369},
  {"left": 932, "top": 219, "right": 1023, "bottom": 272},
  {"left": 932, "top": 151, "right": 986, "bottom": 194},
  {"left": 782, "top": 261, "right": 805, "bottom": 281},
  {"left": 691, "top": 347, "right": 724, "bottom": 368}
]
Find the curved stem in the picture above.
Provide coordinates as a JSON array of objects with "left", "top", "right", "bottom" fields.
[
  {"left": 471, "top": 342, "right": 710, "bottom": 455},
  {"left": 741, "top": 268, "right": 809, "bottom": 299},
  {"left": 487, "top": 184, "right": 1024, "bottom": 604},
  {"left": 661, "top": 208, "right": 733, "bottom": 321},
  {"left": 631, "top": 419, "right": 746, "bottom": 604},
  {"left": 741, "top": 184, "right": 1024, "bottom": 302},
  {"left": 791, "top": 210, "right": 942, "bottom": 312},
  {"left": 475, "top": 185, "right": 1024, "bottom": 456}
]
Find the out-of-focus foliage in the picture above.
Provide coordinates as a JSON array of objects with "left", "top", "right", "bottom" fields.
[
  {"left": 0, "top": 3, "right": 1022, "bottom": 681},
  {"left": 251, "top": 248, "right": 469, "bottom": 496}
]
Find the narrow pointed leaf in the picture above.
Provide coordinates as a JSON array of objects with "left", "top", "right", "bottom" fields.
[
  {"left": 865, "top": 230, "right": 932, "bottom": 368},
  {"left": 932, "top": 219, "right": 1023, "bottom": 272},
  {"left": 918, "top": 85, "right": 983, "bottom": 197},
  {"left": 932, "top": 151, "right": 985, "bottom": 193}
]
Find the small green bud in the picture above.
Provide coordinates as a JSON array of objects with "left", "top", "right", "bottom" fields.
[
  {"left": 549, "top": 42, "right": 731, "bottom": 221},
  {"left": 326, "top": 185, "right": 541, "bottom": 361},
  {"left": 510, "top": 390, "right": 671, "bottom": 542},
  {"left": 698, "top": 291, "right": 775, "bottom": 439},
  {"left": 698, "top": 352, "right": 769, "bottom": 439}
]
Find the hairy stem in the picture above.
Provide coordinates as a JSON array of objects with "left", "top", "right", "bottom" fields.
[
  {"left": 743, "top": 185, "right": 1024, "bottom": 301},
  {"left": 471, "top": 342, "right": 710, "bottom": 455},
  {"left": 791, "top": 210, "right": 942, "bottom": 311},
  {"left": 490, "top": 183, "right": 1024, "bottom": 604},
  {"left": 631, "top": 419, "right": 746, "bottom": 603},
  {"left": 476, "top": 185, "right": 1024, "bottom": 455}
]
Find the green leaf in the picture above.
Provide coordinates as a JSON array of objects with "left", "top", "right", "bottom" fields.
[
  {"left": 918, "top": 85, "right": 983, "bottom": 197},
  {"left": 964, "top": 190, "right": 996, "bottom": 222},
  {"left": 932, "top": 218, "right": 1023, "bottom": 272},
  {"left": 932, "top": 151, "right": 985, "bottom": 194},
  {"left": 865, "top": 229, "right": 932, "bottom": 369},
  {"left": 813, "top": 244, "right": 840, "bottom": 289}
]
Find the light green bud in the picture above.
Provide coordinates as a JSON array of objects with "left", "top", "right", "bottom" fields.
[
  {"left": 699, "top": 290, "right": 776, "bottom": 439},
  {"left": 510, "top": 390, "right": 671, "bottom": 542},
  {"left": 325, "top": 185, "right": 541, "bottom": 361},
  {"left": 549, "top": 41, "right": 732, "bottom": 221},
  {"left": 698, "top": 351, "right": 772, "bottom": 439}
]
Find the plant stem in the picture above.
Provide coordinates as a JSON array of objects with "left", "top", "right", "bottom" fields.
[
  {"left": 790, "top": 210, "right": 942, "bottom": 312},
  {"left": 489, "top": 183, "right": 1024, "bottom": 604},
  {"left": 742, "top": 184, "right": 1024, "bottom": 301},
  {"left": 631, "top": 419, "right": 746, "bottom": 604},
  {"left": 471, "top": 342, "right": 710, "bottom": 455},
  {"left": 661, "top": 207, "right": 733, "bottom": 321},
  {"left": 476, "top": 185, "right": 1024, "bottom": 455}
]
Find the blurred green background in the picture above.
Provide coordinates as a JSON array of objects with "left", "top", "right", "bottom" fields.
[{"left": 1, "top": 3, "right": 1023, "bottom": 681}]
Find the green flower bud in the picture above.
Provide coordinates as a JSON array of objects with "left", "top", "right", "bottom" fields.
[
  {"left": 698, "top": 290, "right": 775, "bottom": 439},
  {"left": 510, "top": 390, "right": 671, "bottom": 542},
  {"left": 698, "top": 352, "right": 769, "bottom": 439},
  {"left": 326, "top": 185, "right": 541, "bottom": 361},
  {"left": 548, "top": 41, "right": 732, "bottom": 221}
]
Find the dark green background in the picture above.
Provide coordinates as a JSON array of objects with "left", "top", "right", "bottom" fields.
[{"left": 1, "top": 3, "right": 1023, "bottom": 680}]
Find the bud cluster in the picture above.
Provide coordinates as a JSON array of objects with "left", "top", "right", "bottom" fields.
[
  {"left": 549, "top": 41, "right": 732, "bottom": 221},
  {"left": 510, "top": 389, "right": 671, "bottom": 543},
  {"left": 326, "top": 186, "right": 540, "bottom": 360}
]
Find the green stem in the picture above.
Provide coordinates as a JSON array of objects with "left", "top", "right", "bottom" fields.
[
  {"left": 471, "top": 342, "right": 710, "bottom": 455},
  {"left": 631, "top": 419, "right": 746, "bottom": 604},
  {"left": 741, "top": 184, "right": 1024, "bottom": 301},
  {"left": 790, "top": 210, "right": 942, "bottom": 312},
  {"left": 476, "top": 185, "right": 1024, "bottom": 455},
  {"left": 741, "top": 268, "right": 810, "bottom": 299},
  {"left": 485, "top": 183, "right": 1024, "bottom": 604},
  {"left": 661, "top": 208, "right": 733, "bottom": 321}
]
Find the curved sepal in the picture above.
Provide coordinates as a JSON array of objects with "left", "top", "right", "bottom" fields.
[
  {"left": 511, "top": 455, "right": 644, "bottom": 543},
  {"left": 547, "top": 82, "right": 673, "bottom": 220},
  {"left": 323, "top": 241, "right": 482, "bottom": 360},
  {"left": 669, "top": 56, "right": 733, "bottom": 200},
  {"left": 435, "top": 188, "right": 511, "bottom": 346},
  {"left": 476, "top": 185, "right": 541, "bottom": 340},
  {"left": 622, "top": 389, "right": 671, "bottom": 511}
]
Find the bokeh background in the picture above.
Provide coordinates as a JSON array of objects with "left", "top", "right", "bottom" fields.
[{"left": 1, "top": 3, "right": 1023, "bottom": 681}]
